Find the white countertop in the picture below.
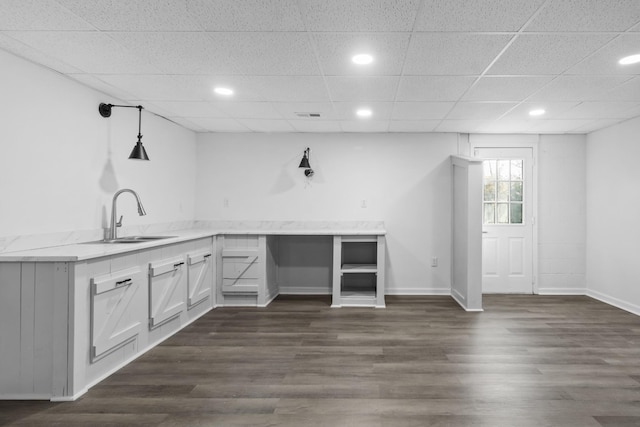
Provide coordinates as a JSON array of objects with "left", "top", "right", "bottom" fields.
[{"left": 0, "top": 221, "right": 386, "bottom": 262}]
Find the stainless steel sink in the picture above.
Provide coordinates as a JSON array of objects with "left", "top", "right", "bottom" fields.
[{"left": 84, "top": 236, "right": 177, "bottom": 244}]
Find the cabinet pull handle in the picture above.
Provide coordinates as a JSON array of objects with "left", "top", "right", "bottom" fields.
[
  {"left": 115, "top": 278, "right": 132, "bottom": 287},
  {"left": 174, "top": 262, "right": 185, "bottom": 268},
  {"left": 204, "top": 254, "right": 212, "bottom": 258}
]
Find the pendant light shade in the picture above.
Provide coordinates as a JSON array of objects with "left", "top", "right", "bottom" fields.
[
  {"left": 129, "top": 139, "right": 150, "bottom": 160},
  {"left": 99, "top": 103, "right": 150, "bottom": 161}
]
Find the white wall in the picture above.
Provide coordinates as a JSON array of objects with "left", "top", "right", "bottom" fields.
[
  {"left": 538, "top": 134, "right": 586, "bottom": 294},
  {"left": 0, "top": 50, "right": 197, "bottom": 239},
  {"left": 196, "top": 132, "right": 456, "bottom": 294},
  {"left": 586, "top": 116, "right": 640, "bottom": 314}
]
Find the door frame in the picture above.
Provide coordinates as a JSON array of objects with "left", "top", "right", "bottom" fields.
[{"left": 469, "top": 135, "right": 539, "bottom": 295}]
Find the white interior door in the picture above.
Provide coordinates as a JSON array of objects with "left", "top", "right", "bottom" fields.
[{"left": 474, "top": 147, "right": 534, "bottom": 294}]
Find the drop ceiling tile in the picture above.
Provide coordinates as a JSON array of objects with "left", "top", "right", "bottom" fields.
[
  {"left": 107, "top": 32, "right": 242, "bottom": 75},
  {"left": 237, "top": 119, "right": 296, "bottom": 132},
  {"left": 462, "top": 76, "right": 554, "bottom": 102},
  {"left": 272, "top": 103, "right": 338, "bottom": 120},
  {"left": 598, "top": 77, "right": 640, "bottom": 102},
  {"left": 530, "top": 119, "right": 594, "bottom": 133},
  {"left": 163, "top": 117, "right": 207, "bottom": 132},
  {"left": 396, "top": 76, "right": 476, "bottom": 101},
  {"left": 68, "top": 73, "right": 138, "bottom": 101},
  {"left": 212, "top": 102, "right": 284, "bottom": 119},
  {"left": 388, "top": 120, "right": 440, "bottom": 132},
  {"left": 572, "top": 118, "right": 626, "bottom": 133},
  {"left": 0, "top": 0, "right": 95, "bottom": 30},
  {"left": 188, "top": 117, "right": 250, "bottom": 132},
  {"left": 326, "top": 76, "right": 399, "bottom": 102},
  {"left": 476, "top": 118, "right": 538, "bottom": 133},
  {"left": 340, "top": 120, "right": 390, "bottom": 132},
  {"left": 146, "top": 101, "right": 229, "bottom": 118},
  {"left": 242, "top": 76, "right": 330, "bottom": 102},
  {"left": 57, "top": 0, "right": 200, "bottom": 31},
  {"left": 404, "top": 33, "right": 512, "bottom": 75},
  {"left": 214, "top": 32, "right": 321, "bottom": 76},
  {"left": 525, "top": 0, "right": 640, "bottom": 32},
  {"left": 565, "top": 34, "right": 640, "bottom": 76},
  {"left": 445, "top": 102, "right": 517, "bottom": 120},
  {"left": 501, "top": 102, "right": 580, "bottom": 120},
  {"left": 527, "top": 75, "right": 632, "bottom": 102},
  {"left": 186, "top": 0, "right": 304, "bottom": 31},
  {"left": 487, "top": 34, "right": 615, "bottom": 75},
  {"left": 557, "top": 102, "right": 640, "bottom": 120},
  {"left": 435, "top": 120, "right": 484, "bottom": 132},
  {"left": 333, "top": 102, "right": 394, "bottom": 120},
  {"left": 415, "top": 0, "right": 544, "bottom": 31},
  {"left": 0, "top": 34, "right": 83, "bottom": 73},
  {"left": 392, "top": 102, "right": 454, "bottom": 120},
  {"left": 97, "top": 75, "right": 213, "bottom": 101},
  {"left": 5, "top": 31, "right": 160, "bottom": 74},
  {"left": 289, "top": 120, "right": 342, "bottom": 132},
  {"left": 312, "top": 33, "right": 410, "bottom": 76},
  {"left": 299, "top": 0, "right": 421, "bottom": 31}
]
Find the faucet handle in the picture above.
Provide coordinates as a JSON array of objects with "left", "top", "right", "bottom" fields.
[{"left": 116, "top": 215, "right": 123, "bottom": 228}]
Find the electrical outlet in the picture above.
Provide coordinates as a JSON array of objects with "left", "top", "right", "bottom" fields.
[
  {"left": 223, "top": 198, "right": 229, "bottom": 208},
  {"left": 431, "top": 257, "right": 438, "bottom": 267},
  {"left": 361, "top": 200, "right": 367, "bottom": 208}
]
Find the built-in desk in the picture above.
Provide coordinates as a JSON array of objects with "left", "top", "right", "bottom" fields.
[{"left": 217, "top": 229, "right": 386, "bottom": 309}]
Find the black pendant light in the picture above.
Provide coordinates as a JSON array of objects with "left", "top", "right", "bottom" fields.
[
  {"left": 299, "top": 147, "right": 311, "bottom": 169},
  {"left": 99, "top": 103, "right": 150, "bottom": 161}
]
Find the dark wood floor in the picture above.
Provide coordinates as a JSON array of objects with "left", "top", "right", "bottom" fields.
[{"left": 2, "top": 295, "right": 640, "bottom": 426}]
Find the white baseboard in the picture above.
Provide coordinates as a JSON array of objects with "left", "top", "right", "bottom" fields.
[
  {"left": 537, "top": 287, "right": 587, "bottom": 295},
  {"left": 451, "top": 289, "right": 484, "bottom": 312},
  {"left": 385, "top": 287, "right": 451, "bottom": 295},
  {"left": 587, "top": 289, "right": 640, "bottom": 317},
  {"left": 278, "top": 286, "right": 331, "bottom": 295}
]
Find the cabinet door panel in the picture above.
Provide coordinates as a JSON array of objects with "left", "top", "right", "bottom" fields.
[
  {"left": 187, "top": 251, "right": 212, "bottom": 308},
  {"left": 90, "top": 267, "right": 144, "bottom": 361},
  {"left": 149, "top": 257, "right": 186, "bottom": 328}
]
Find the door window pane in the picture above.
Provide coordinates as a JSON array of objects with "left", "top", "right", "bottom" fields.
[
  {"left": 484, "top": 204, "right": 495, "bottom": 224},
  {"left": 510, "top": 182, "right": 523, "bottom": 201},
  {"left": 497, "top": 160, "right": 510, "bottom": 180},
  {"left": 497, "top": 203, "right": 509, "bottom": 224},
  {"left": 511, "top": 160, "right": 523, "bottom": 180},
  {"left": 483, "top": 160, "right": 496, "bottom": 180},
  {"left": 497, "top": 182, "right": 510, "bottom": 201},
  {"left": 484, "top": 181, "right": 496, "bottom": 201},
  {"left": 510, "top": 203, "right": 523, "bottom": 224}
]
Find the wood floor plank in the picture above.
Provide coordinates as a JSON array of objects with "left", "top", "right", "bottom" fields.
[{"left": 3, "top": 295, "right": 640, "bottom": 426}]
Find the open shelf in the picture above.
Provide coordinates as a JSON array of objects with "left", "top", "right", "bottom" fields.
[{"left": 341, "top": 263, "right": 377, "bottom": 273}]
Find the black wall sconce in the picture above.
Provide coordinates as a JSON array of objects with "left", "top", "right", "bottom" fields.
[
  {"left": 299, "top": 147, "right": 314, "bottom": 177},
  {"left": 99, "top": 103, "right": 150, "bottom": 161}
]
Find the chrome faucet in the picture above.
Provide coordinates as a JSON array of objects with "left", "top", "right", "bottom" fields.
[{"left": 108, "top": 189, "right": 147, "bottom": 240}]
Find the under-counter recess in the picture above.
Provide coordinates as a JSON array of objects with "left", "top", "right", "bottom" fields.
[
  {"left": 90, "top": 267, "right": 145, "bottom": 361},
  {"left": 187, "top": 250, "right": 213, "bottom": 308},
  {"left": 148, "top": 256, "right": 187, "bottom": 329}
]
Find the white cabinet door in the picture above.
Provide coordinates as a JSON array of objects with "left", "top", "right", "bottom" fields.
[
  {"left": 90, "top": 267, "right": 145, "bottom": 361},
  {"left": 221, "top": 248, "right": 260, "bottom": 294},
  {"left": 187, "top": 250, "right": 213, "bottom": 308},
  {"left": 149, "top": 257, "right": 187, "bottom": 328}
]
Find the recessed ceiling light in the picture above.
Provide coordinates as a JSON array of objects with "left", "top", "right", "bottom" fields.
[
  {"left": 619, "top": 54, "right": 640, "bottom": 65},
  {"left": 356, "top": 108, "right": 372, "bottom": 118},
  {"left": 213, "top": 87, "right": 233, "bottom": 96},
  {"left": 529, "top": 108, "right": 546, "bottom": 117},
  {"left": 352, "top": 54, "right": 373, "bottom": 65}
]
